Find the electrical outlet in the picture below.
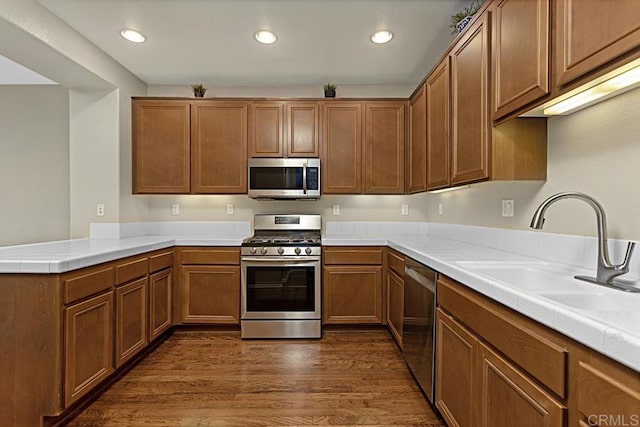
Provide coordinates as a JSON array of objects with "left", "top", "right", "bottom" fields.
[
  {"left": 96, "top": 204, "right": 105, "bottom": 217},
  {"left": 332, "top": 205, "right": 340, "bottom": 215},
  {"left": 171, "top": 204, "right": 180, "bottom": 215},
  {"left": 401, "top": 204, "right": 409, "bottom": 215},
  {"left": 227, "top": 204, "right": 234, "bottom": 215},
  {"left": 502, "top": 199, "right": 515, "bottom": 217},
  {"left": 438, "top": 203, "right": 443, "bottom": 216}
]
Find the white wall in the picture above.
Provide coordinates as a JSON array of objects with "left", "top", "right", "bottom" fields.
[
  {"left": 146, "top": 194, "right": 429, "bottom": 223},
  {"left": 425, "top": 87, "right": 640, "bottom": 240},
  {"left": 0, "top": 85, "right": 69, "bottom": 245}
]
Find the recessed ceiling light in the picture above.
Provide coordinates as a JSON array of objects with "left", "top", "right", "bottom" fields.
[
  {"left": 120, "top": 29, "right": 146, "bottom": 43},
  {"left": 255, "top": 30, "right": 277, "bottom": 44},
  {"left": 371, "top": 30, "right": 393, "bottom": 44}
]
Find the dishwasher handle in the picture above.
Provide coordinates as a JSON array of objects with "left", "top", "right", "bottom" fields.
[{"left": 404, "top": 265, "right": 437, "bottom": 294}]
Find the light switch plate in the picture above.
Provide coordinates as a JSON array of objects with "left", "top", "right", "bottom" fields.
[
  {"left": 227, "top": 204, "right": 234, "bottom": 215},
  {"left": 96, "top": 204, "right": 105, "bottom": 217},
  {"left": 332, "top": 205, "right": 340, "bottom": 215},
  {"left": 401, "top": 204, "right": 409, "bottom": 215},
  {"left": 171, "top": 204, "right": 180, "bottom": 215}
]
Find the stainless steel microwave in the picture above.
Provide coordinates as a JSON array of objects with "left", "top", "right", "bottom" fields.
[{"left": 248, "top": 158, "right": 320, "bottom": 199}]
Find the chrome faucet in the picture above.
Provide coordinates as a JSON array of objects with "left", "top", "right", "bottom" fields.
[{"left": 530, "top": 192, "right": 639, "bottom": 292}]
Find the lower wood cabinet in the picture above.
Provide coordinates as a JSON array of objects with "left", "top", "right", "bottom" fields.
[
  {"left": 181, "top": 265, "right": 240, "bottom": 324},
  {"left": 435, "top": 308, "right": 478, "bottom": 427},
  {"left": 64, "top": 291, "right": 114, "bottom": 407},
  {"left": 478, "top": 341, "right": 565, "bottom": 427},
  {"left": 149, "top": 268, "right": 172, "bottom": 340},
  {"left": 115, "top": 277, "right": 148, "bottom": 368},
  {"left": 323, "top": 265, "right": 382, "bottom": 324}
]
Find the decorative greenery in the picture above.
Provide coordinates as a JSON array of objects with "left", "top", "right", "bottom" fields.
[
  {"left": 191, "top": 84, "right": 207, "bottom": 97},
  {"left": 450, "top": 0, "right": 484, "bottom": 34},
  {"left": 323, "top": 83, "right": 337, "bottom": 91}
]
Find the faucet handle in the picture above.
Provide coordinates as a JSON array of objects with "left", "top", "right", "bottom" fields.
[{"left": 617, "top": 241, "right": 636, "bottom": 272}]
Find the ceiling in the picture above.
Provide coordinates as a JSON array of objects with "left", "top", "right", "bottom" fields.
[
  {"left": 0, "top": 54, "right": 56, "bottom": 85},
  {"left": 37, "top": 0, "right": 469, "bottom": 87}
]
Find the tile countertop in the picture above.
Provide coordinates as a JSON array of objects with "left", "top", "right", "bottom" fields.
[
  {"left": 325, "top": 235, "right": 640, "bottom": 373},
  {"left": 0, "top": 233, "right": 638, "bottom": 372},
  {"left": 0, "top": 236, "right": 246, "bottom": 273}
]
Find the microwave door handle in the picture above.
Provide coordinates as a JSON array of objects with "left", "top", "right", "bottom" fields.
[{"left": 302, "top": 162, "right": 307, "bottom": 194}]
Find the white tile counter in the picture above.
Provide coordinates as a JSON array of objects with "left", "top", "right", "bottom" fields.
[{"left": 323, "top": 232, "right": 640, "bottom": 373}]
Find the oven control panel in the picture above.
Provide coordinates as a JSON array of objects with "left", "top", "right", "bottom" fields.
[{"left": 241, "top": 246, "right": 321, "bottom": 257}]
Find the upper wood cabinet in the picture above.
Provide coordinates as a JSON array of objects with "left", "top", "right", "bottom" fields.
[
  {"left": 250, "top": 102, "right": 284, "bottom": 157},
  {"left": 322, "top": 100, "right": 406, "bottom": 195},
  {"left": 191, "top": 101, "right": 248, "bottom": 193},
  {"left": 426, "top": 59, "right": 451, "bottom": 191},
  {"left": 287, "top": 102, "right": 319, "bottom": 157},
  {"left": 322, "top": 102, "right": 363, "bottom": 194},
  {"left": 492, "top": 0, "right": 550, "bottom": 120},
  {"left": 133, "top": 100, "right": 191, "bottom": 194},
  {"left": 450, "top": 12, "right": 491, "bottom": 186},
  {"left": 250, "top": 101, "right": 319, "bottom": 158},
  {"left": 363, "top": 102, "right": 405, "bottom": 194},
  {"left": 554, "top": 0, "right": 640, "bottom": 88},
  {"left": 408, "top": 85, "right": 427, "bottom": 193}
]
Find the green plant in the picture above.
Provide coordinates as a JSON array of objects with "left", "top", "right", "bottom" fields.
[
  {"left": 191, "top": 84, "right": 207, "bottom": 96},
  {"left": 323, "top": 83, "right": 337, "bottom": 91},
  {"left": 450, "top": 0, "right": 484, "bottom": 34}
]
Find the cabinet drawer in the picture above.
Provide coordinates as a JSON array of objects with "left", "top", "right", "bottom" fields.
[
  {"left": 438, "top": 275, "right": 568, "bottom": 399},
  {"left": 150, "top": 250, "right": 173, "bottom": 273},
  {"left": 323, "top": 247, "right": 383, "bottom": 265},
  {"left": 387, "top": 249, "right": 405, "bottom": 276},
  {"left": 115, "top": 256, "right": 148, "bottom": 285},
  {"left": 180, "top": 248, "right": 240, "bottom": 265},
  {"left": 64, "top": 266, "right": 115, "bottom": 304}
]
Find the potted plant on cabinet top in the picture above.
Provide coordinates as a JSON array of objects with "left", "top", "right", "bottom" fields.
[
  {"left": 323, "top": 83, "right": 337, "bottom": 98},
  {"left": 450, "top": 0, "right": 484, "bottom": 35},
  {"left": 191, "top": 84, "right": 207, "bottom": 97}
]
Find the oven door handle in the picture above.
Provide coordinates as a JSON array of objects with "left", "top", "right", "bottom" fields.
[{"left": 242, "top": 256, "right": 320, "bottom": 263}]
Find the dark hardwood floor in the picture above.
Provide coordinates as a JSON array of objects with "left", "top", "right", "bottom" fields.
[{"left": 68, "top": 330, "right": 444, "bottom": 426}]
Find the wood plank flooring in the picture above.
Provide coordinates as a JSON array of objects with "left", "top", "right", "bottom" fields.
[{"left": 68, "top": 330, "right": 444, "bottom": 426}]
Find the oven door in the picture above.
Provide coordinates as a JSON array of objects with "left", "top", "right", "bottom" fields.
[{"left": 241, "top": 256, "right": 321, "bottom": 320}]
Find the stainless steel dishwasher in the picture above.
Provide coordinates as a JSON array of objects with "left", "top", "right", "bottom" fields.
[{"left": 402, "top": 257, "right": 437, "bottom": 403}]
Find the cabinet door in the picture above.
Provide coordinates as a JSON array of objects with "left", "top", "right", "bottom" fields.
[
  {"left": 408, "top": 85, "right": 427, "bottom": 194},
  {"left": 451, "top": 13, "right": 490, "bottom": 185},
  {"left": 181, "top": 265, "right": 240, "bottom": 324},
  {"left": 133, "top": 100, "right": 191, "bottom": 193},
  {"left": 569, "top": 344, "right": 640, "bottom": 427},
  {"left": 493, "top": 0, "right": 550, "bottom": 119},
  {"left": 286, "top": 102, "right": 319, "bottom": 157},
  {"left": 363, "top": 102, "right": 405, "bottom": 194},
  {"left": 478, "top": 342, "right": 565, "bottom": 427},
  {"left": 115, "top": 277, "right": 148, "bottom": 368},
  {"left": 386, "top": 269, "right": 404, "bottom": 347},
  {"left": 250, "top": 102, "right": 284, "bottom": 157},
  {"left": 435, "top": 308, "right": 478, "bottom": 427},
  {"left": 555, "top": 0, "right": 640, "bottom": 87},
  {"left": 321, "top": 103, "right": 363, "bottom": 194},
  {"left": 191, "top": 102, "right": 248, "bottom": 193},
  {"left": 426, "top": 59, "right": 451, "bottom": 190},
  {"left": 64, "top": 291, "right": 114, "bottom": 407},
  {"left": 323, "top": 265, "right": 382, "bottom": 324},
  {"left": 149, "top": 268, "right": 172, "bottom": 341}
]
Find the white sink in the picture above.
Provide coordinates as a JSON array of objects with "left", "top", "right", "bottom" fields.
[
  {"left": 455, "top": 261, "right": 592, "bottom": 293},
  {"left": 538, "top": 292, "right": 640, "bottom": 312}
]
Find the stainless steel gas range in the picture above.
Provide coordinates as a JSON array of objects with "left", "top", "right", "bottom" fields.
[{"left": 240, "top": 214, "right": 322, "bottom": 339}]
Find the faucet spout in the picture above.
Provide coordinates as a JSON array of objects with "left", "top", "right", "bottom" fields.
[{"left": 530, "top": 192, "right": 636, "bottom": 288}]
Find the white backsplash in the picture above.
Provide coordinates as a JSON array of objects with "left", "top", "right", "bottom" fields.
[
  {"left": 325, "top": 221, "right": 640, "bottom": 281},
  {"left": 90, "top": 221, "right": 251, "bottom": 239}
]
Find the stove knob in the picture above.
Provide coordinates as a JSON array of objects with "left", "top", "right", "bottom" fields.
[
  {"left": 260, "top": 247, "right": 268, "bottom": 255},
  {"left": 277, "top": 247, "right": 284, "bottom": 255},
  {"left": 305, "top": 247, "right": 312, "bottom": 255},
  {"left": 294, "top": 247, "right": 302, "bottom": 255},
  {"left": 249, "top": 247, "right": 257, "bottom": 255}
]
